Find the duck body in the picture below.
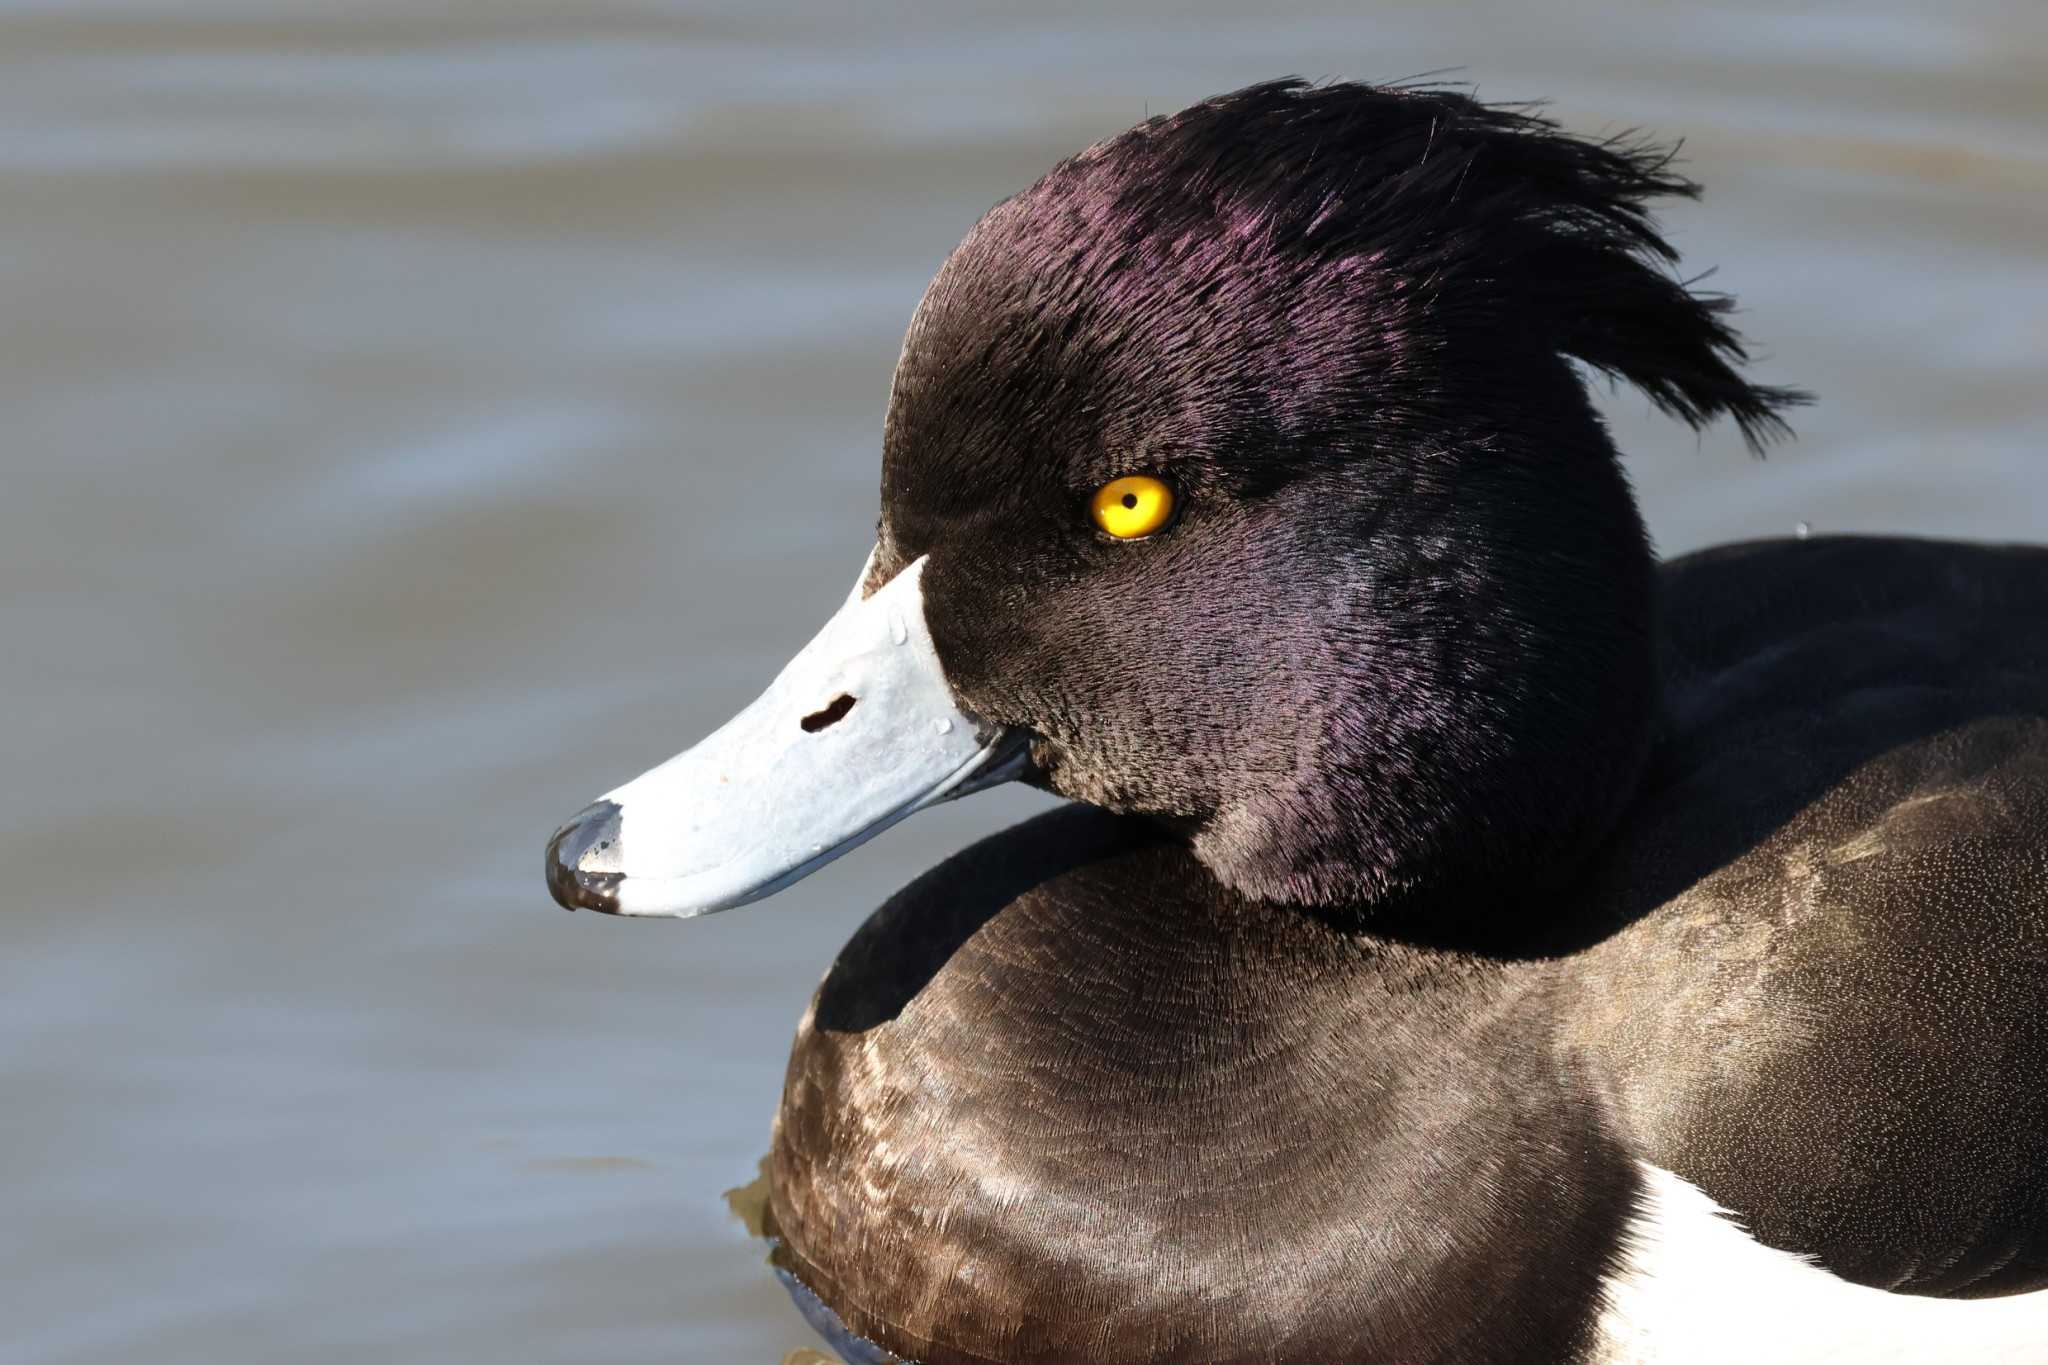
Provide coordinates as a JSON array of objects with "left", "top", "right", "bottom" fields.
[
  {"left": 768, "top": 535, "right": 2048, "bottom": 1364},
  {"left": 539, "top": 79, "right": 2048, "bottom": 1362}
]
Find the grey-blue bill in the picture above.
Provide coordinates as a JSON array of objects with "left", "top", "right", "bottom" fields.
[{"left": 545, "top": 553, "right": 1028, "bottom": 917}]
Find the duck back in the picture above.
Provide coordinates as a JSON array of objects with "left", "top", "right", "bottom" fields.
[{"left": 1570, "top": 534, "right": 2048, "bottom": 1296}]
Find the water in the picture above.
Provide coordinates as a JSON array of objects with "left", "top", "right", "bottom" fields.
[{"left": 1, "top": 2, "right": 2042, "bottom": 1361}]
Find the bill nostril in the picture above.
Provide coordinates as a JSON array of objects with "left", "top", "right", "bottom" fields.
[{"left": 801, "top": 693, "right": 858, "bottom": 733}]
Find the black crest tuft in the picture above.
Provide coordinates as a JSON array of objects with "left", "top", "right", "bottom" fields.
[{"left": 1054, "top": 78, "right": 1809, "bottom": 451}]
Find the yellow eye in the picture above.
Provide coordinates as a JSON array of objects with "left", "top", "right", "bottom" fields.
[{"left": 1090, "top": 475, "right": 1176, "bottom": 539}]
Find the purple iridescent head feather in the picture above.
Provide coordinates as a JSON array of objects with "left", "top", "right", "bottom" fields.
[{"left": 873, "top": 79, "right": 1805, "bottom": 915}]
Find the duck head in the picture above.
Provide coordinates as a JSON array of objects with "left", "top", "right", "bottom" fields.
[{"left": 546, "top": 79, "right": 1801, "bottom": 921}]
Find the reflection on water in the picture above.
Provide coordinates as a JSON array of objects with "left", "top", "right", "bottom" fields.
[
  {"left": 0, "top": 1, "right": 2042, "bottom": 1361},
  {"left": 725, "top": 1159, "right": 774, "bottom": 1241}
]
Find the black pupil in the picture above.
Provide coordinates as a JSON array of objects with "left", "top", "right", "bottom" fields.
[{"left": 1121, "top": 492, "right": 1138, "bottom": 509}]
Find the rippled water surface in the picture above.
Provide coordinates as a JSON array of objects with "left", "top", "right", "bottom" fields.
[{"left": 3, "top": 2, "right": 2044, "bottom": 1360}]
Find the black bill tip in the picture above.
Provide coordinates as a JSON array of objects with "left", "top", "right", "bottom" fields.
[{"left": 545, "top": 800, "right": 625, "bottom": 913}]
